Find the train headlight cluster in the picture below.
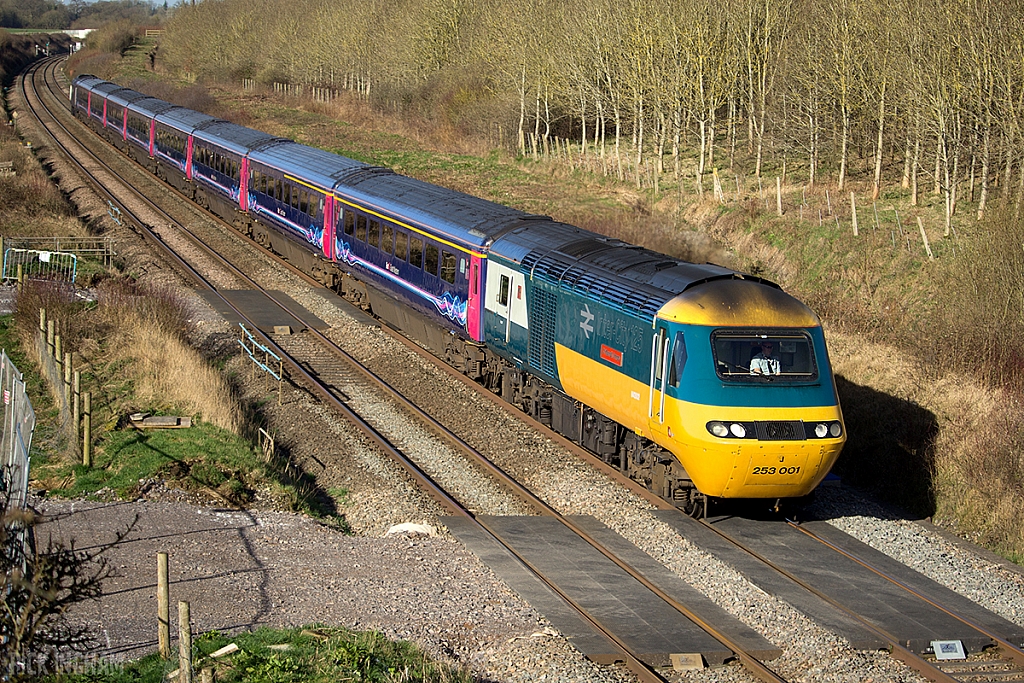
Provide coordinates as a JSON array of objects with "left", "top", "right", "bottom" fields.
[
  {"left": 706, "top": 421, "right": 756, "bottom": 439},
  {"left": 707, "top": 420, "right": 844, "bottom": 440},
  {"left": 810, "top": 421, "right": 843, "bottom": 439}
]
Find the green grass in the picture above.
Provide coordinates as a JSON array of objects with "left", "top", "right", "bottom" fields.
[
  {"left": 39, "top": 420, "right": 258, "bottom": 502},
  {"left": 43, "top": 626, "right": 473, "bottom": 683}
]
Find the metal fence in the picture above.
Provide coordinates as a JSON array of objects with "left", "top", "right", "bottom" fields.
[
  {"left": 1, "top": 350, "right": 35, "bottom": 514},
  {"left": 0, "top": 236, "right": 116, "bottom": 284}
]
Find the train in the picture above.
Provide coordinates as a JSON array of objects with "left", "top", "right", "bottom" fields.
[{"left": 70, "top": 74, "right": 846, "bottom": 513}]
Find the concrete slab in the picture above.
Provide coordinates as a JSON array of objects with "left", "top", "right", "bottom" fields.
[
  {"left": 442, "top": 516, "right": 626, "bottom": 664},
  {"left": 658, "top": 510, "right": 1024, "bottom": 653},
  {"left": 453, "top": 515, "right": 735, "bottom": 667},
  {"left": 198, "top": 289, "right": 328, "bottom": 332},
  {"left": 567, "top": 515, "right": 781, "bottom": 660},
  {"left": 655, "top": 510, "right": 886, "bottom": 651}
]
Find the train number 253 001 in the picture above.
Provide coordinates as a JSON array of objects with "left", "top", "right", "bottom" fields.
[{"left": 751, "top": 466, "right": 801, "bottom": 475}]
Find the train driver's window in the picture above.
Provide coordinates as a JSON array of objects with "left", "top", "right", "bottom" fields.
[
  {"left": 344, "top": 210, "right": 355, "bottom": 235},
  {"left": 409, "top": 237, "right": 423, "bottom": 269},
  {"left": 668, "top": 332, "right": 687, "bottom": 387},
  {"left": 440, "top": 251, "right": 457, "bottom": 284},
  {"left": 498, "top": 275, "right": 510, "bottom": 306},
  {"left": 356, "top": 215, "right": 367, "bottom": 242},
  {"left": 395, "top": 231, "right": 408, "bottom": 261}
]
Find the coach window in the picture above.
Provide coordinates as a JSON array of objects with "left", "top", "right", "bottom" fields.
[
  {"left": 261, "top": 173, "right": 269, "bottom": 195},
  {"left": 409, "top": 237, "right": 423, "bottom": 269},
  {"left": 425, "top": 243, "right": 439, "bottom": 277},
  {"left": 440, "top": 251, "right": 457, "bottom": 284},
  {"left": 299, "top": 191, "right": 308, "bottom": 215},
  {"left": 381, "top": 223, "right": 394, "bottom": 254},
  {"left": 395, "top": 231, "right": 408, "bottom": 262},
  {"left": 291, "top": 185, "right": 300, "bottom": 209},
  {"left": 343, "top": 210, "right": 355, "bottom": 236},
  {"left": 369, "top": 219, "right": 380, "bottom": 248},
  {"left": 356, "top": 215, "right": 367, "bottom": 242}
]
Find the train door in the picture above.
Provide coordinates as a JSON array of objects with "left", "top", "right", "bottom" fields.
[
  {"left": 322, "top": 194, "right": 335, "bottom": 260},
  {"left": 648, "top": 324, "right": 671, "bottom": 439},
  {"left": 484, "top": 260, "right": 528, "bottom": 351},
  {"left": 467, "top": 255, "right": 483, "bottom": 341}
]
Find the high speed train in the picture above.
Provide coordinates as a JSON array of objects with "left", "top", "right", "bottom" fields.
[{"left": 72, "top": 74, "right": 845, "bottom": 513}]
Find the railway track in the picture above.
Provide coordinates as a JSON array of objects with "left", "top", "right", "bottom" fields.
[
  {"left": 21, "top": 58, "right": 796, "bottom": 683},
  {"left": 17, "top": 57, "right": 1024, "bottom": 683}
]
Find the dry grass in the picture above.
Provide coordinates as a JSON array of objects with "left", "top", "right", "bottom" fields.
[
  {"left": 14, "top": 278, "right": 243, "bottom": 458},
  {"left": 829, "top": 329, "right": 1024, "bottom": 560}
]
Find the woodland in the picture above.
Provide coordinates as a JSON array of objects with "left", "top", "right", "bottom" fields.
[{"left": 158, "top": 0, "right": 1024, "bottom": 233}]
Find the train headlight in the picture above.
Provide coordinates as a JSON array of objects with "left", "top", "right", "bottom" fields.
[
  {"left": 829, "top": 422, "right": 842, "bottom": 437},
  {"left": 729, "top": 423, "right": 746, "bottom": 438},
  {"left": 709, "top": 422, "right": 729, "bottom": 438},
  {"left": 815, "top": 423, "right": 829, "bottom": 438}
]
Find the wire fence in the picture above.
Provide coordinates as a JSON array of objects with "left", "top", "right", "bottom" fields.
[{"left": 1, "top": 350, "right": 36, "bottom": 559}]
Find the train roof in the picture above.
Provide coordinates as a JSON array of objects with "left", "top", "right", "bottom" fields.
[
  {"left": 106, "top": 88, "right": 151, "bottom": 108},
  {"left": 73, "top": 75, "right": 106, "bottom": 91},
  {"left": 249, "top": 141, "right": 371, "bottom": 192},
  {"left": 338, "top": 173, "right": 530, "bottom": 251},
  {"left": 90, "top": 81, "right": 122, "bottom": 98},
  {"left": 192, "top": 120, "right": 282, "bottom": 156},
  {"left": 491, "top": 221, "right": 769, "bottom": 320},
  {"left": 154, "top": 107, "right": 219, "bottom": 134},
  {"left": 126, "top": 96, "right": 177, "bottom": 118}
]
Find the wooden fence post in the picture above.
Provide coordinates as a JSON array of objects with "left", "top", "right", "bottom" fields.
[
  {"left": 39, "top": 307, "right": 45, "bottom": 333},
  {"left": 179, "top": 601, "right": 193, "bottom": 683},
  {"left": 158, "top": 553, "right": 170, "bottom": 659},
  {"left": 82, "top": 391, "right": 92, "bottom": 467},
  {"left": 64, "top": 352, "right": 72, "bottom": 404},
  {"left": 73, "top": 371, "right": 80, "bottom": 432},
  {"left": 917, "top": 217, "right": 935, "bottom": 261},
  {"left": 47, "top": 320, "right": 54, "bottom": 356}
]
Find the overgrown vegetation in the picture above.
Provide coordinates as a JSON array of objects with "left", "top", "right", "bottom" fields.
[
  {"left": 42, "top": 627, "right": 473, "bottom": 683},
  {"left": 1, "top": 0, "right": 166, "bottom": 32}
]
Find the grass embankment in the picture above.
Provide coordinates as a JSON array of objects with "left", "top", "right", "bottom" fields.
[
  {"left": 44, "top": 627, "right": 472, "bottom": 683},
  {"left": 70, "top": 41, "right": 1024, "bottom": 562}
]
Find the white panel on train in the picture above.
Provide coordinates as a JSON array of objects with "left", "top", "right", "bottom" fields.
[{"left": 485, "top": 261, "right": 529, "bottom": 338}]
